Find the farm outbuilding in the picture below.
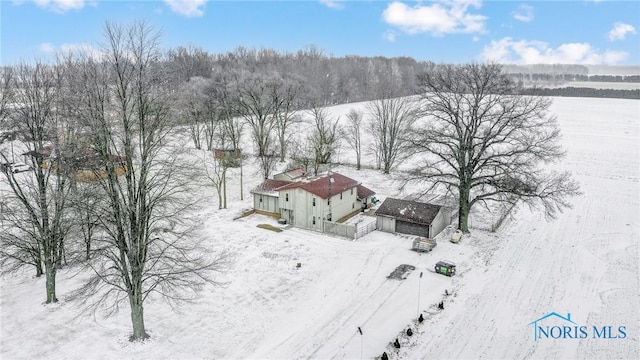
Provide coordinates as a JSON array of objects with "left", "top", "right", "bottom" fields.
[{"left": 375, "top": 198, "right": 450, "bottom": 239}]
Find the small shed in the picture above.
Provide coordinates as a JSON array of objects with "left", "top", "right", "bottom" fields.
[{"left": 375, "top": 198, "right": 449, "bottom": 239}]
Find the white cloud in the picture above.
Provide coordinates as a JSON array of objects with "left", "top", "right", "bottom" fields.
[
  {"left": 384, "top": 30, "right": 397, "bottom": 43},
  {"left": 608, "top": 22, "right": 636, "bottom": 41},
  {"left": 319, "top": 0, "right": 345, "bottom": 9},
  {"left": 164, "top": 0, "right": 207, "bottom": 17},
  {"left": 481, "top": 37, "right": 629, "bottom": 65},
  {"left": 39, "top": 43, "right": 55, "bottom": 53},
  {"left": 27, "top": 0, "right": 84, "bottom": 13},
  {"left": 382, "top": 0, "right": 487, "bottom": 37},
  {"left": 512, "top": 4, "right": 533, "bottom": 23},
  {"left": 38, "top": 42, "right": 105, "bottom": 61}
]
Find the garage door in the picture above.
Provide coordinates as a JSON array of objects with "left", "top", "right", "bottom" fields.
[{"left": 396, "top": 221, "right": 428, "bottom": 237}]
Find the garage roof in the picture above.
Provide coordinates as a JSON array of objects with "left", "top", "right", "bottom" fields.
[{"left": 375, "top": 198, "right": 441, "bottom": 225}]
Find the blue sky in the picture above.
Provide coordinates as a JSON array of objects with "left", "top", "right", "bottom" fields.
[{"left": 1, "top": 0, "right": 639, "bottom": 66}]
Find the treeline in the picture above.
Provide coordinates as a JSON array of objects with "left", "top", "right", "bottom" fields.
[
  {"left": 164, "top": 45, "right": 436, "bottom": 106},
  {"left": 508, "top": 73, "right": 640, "bottom": 83},
  {"left": 520, "top": 87, "right": 640, "bottom": 100}
]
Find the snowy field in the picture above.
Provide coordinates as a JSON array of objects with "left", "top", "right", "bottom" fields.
[{"left": 1, "top": 96, "right": 638, "bottom": 359}]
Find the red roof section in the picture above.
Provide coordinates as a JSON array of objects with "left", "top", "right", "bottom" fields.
[
  {"left": 277, "top": 172, "right": 359, "bottom": 199},
  {"left": 357, "top": 185, "right": 376, "bottom": 199},
  {"left": 251, "top": 179, "right": 293, "bottom": 195}
]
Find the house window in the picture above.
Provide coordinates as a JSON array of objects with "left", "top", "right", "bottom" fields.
[
  {"left": 313, "top": 216, "right": 316, "bottom": 225},
  {"left": 327, "top": 198, "right": 330, "bottom": 205},
  {"left": 259, "top": 195, "right": 263, "bottom": 203},
  {"left": 340, "top": 192, "right": 343, "bottom": 200},
  {"left": 313, "top": 198, "right": 316, "bottom": 206},
  {"left": 351, "top": 187, "right": 354, "bottom": 195},
  {"left": 352, "top": 203, "right": 355, "bottom": 209},
  {"left": 286, "top": 193, "right": 289, "bottom": 202}
]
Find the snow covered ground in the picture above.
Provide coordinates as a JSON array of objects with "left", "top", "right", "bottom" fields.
[{"left": 1, "top": 97, "right": 638, "bottom": 359}]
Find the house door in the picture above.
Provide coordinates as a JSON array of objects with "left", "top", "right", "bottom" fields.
[{"left": 287, "top": 210, "right": 295, "bottom": 225}]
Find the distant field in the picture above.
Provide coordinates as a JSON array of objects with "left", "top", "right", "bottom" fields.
[{"left": 550, "top": 81, "right": 640, "bottom": 90}]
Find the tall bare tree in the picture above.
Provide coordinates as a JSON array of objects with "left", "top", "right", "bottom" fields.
[
  {"left": 367, "top": 96, "right": 417, "bottom": 174},
  {"left": 235, "top": 72, "right": 277, "bottom": 157},
  {"left": 305, "top": 105, "right": 339, "bottom": 176},
  {"left": 343, "top": 109, "right": 363, "bottom": 170},
  {"left": 407, "top": 63, "right": 580, "bottom": 233},
  {"left": 174, "top": 76, "right": 211, "bottom": 149},
  {"left": 271, "top": 75, "right": 302, "bottom": 162},
  {"left": 0, "top": 66, "right": 14, "bottom": 126},
  {"left": 68, "top": 20, "right": 227, "bottom": 341},
  {"left": 0, "top": 61, "right": 71, "bottom": 303}
]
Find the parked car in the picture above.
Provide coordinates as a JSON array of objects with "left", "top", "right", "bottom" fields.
[{"left": 10, "top": 162, "right": 32, "bottom": 173}]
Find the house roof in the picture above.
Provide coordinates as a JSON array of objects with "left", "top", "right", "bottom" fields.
[
  {"left": 375, "top": 198, "right": 442, "bottom": 225},
  {"left": 277, "top": 172, "right": 359, "bottom": 199},
  {"left": 250, "top": 179, "right": 293, "bottom": 196},
  {"left": 357, "top": 185, "right": 376, "bottom": 200},
  {"left": 274, "top": 167, "right": 306, "bottom": 181}
]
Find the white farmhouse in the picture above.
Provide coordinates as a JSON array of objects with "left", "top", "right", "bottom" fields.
[{"left": 251, "top": 171, "right": 375, "bottom": 232}]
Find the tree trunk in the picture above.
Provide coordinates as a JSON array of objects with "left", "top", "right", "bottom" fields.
[
  {"left": 85, "top": 238, "right": 91, "bottom": 261},
  {"left": 55, "top": 241, "right": 65, "bottom": 269},
  {"left": 458, "top": 183, "right": 471, "bottom": 233},
  {"left": 222, "top": 169, "right": 227, "bottom": 209},
  {"left": 45, "top": 261, "right": 58, "bottom": 303},
  {"left": 35, "top": 260, "right": 43, "bottom": 277},
  {"left": 239, "top": 156, "right": 244, "bottom": 201},
  {"left": 129, "top": 285, "right": 148, "bottom": 341}
]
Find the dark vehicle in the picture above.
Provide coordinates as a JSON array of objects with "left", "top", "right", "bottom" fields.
[
  {"left": 387, "top": 264, "right": 416, "bottom": 280},
  {"left": 10, "top": 162, "right": 32, "bottom": 173},
  {"left": 435, "top": 261, "right": 456, "bottom": 277}
]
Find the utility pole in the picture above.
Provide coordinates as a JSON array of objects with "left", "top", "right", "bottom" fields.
[
  {"left": 357, "top": 326, "right": 363, "bottom": 360},
  {"left": 417, "top": 271, "right": 423, "bottom": 318}
]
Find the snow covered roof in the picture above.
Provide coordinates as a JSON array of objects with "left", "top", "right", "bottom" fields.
[
  {"left": 375, "top": 198, "right": 441, "bottom": 225},
  {"left": 250, "top": 179, "right": 293, "bottom": 196},
  {"left": 277, "top": 172, "right": 359, "bottom": 199},
  {"left": 273, "top": 167, "right": 307, "bottom": 181}
]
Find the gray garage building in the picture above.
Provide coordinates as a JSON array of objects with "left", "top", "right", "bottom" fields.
[{"left": 376, "top": 198, "right": 449, "bottom": 239}]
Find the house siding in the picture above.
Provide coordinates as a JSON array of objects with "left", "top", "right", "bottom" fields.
[
  {"left": 278, "top": 186, "right": 358, "bottom": 231},
  {"left": 253, "top": 194, "right": 279, "bottom": 214}
]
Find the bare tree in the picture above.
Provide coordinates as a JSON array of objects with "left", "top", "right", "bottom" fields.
[
  {"left": 69, "top": 181, "right": 104, "bottom": 261},
  {"left": 343, "top": 108, "right": 363, "bottom": 170},
  {"left": 0, "top": 61, "right": 71, "bottom": 303},
  {"left": 407, "top": 63, "right": 580, "bottom": 233},
  {"left": 367, "top": 96, "right": 417, "bottom": 174},
  {"left": 305, "top": 105, "right": 340, "bottom": 176},
  {"left": 0, "top": 66, "right": 14, "bottom": 126},
  {"left": 199, "top": 150, "right": 229, "bottom": 209},
  {"left": 174, "top": 76, "right": 210, "bottom": 149},
  {"left": 271, "top": 75, "right": 302, "bottom": 162},
  {"left": 68, "top": 20, "right": 227, "bottom": 341},
  {"left": 235, "top": 72, "right": 277, "bottom": 157}
]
